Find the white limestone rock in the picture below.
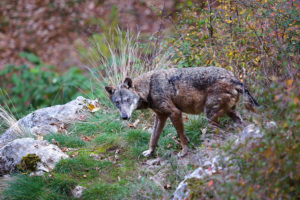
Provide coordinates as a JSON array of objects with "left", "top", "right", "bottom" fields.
[
  {"left": 0, "top": 138, "right": 68, "bottom": 175},
  {"left": 0, "top": 96, "right": 100, "bottom": 147}
]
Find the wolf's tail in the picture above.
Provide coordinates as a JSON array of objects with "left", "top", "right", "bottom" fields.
[{"left": 231, "top": 80, "right": 259, "bottom": 112}]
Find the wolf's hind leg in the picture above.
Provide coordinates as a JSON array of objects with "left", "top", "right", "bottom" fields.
[
  {"left": 169, "top": 110, "right": 189, "bottom": 157},
  {"left": 227, "top": 109, "right": 243, "bottom": 125},
  {"left": 205, "top": 106, "right": 226, "bottom": 127},
  {"left": 143, "top": 113, "right": 168, "bottom": 157}
]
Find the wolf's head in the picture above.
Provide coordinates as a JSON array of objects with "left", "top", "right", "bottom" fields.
[{"left": 105, "top": 78, "right": 139, "bottom": 120}]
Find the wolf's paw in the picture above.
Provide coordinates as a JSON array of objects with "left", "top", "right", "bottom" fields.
[
  {"left": 142, "top": 149, "right": 154, "bottom": 157},
  {"left": 186, "top": 136, "right": 190, "bottom": 143},
  {"left": 177, "top": 147, "right": 189, "bottom": 157}
]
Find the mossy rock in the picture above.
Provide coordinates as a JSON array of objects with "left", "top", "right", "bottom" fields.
[
  {"left": 17, "top": 154, "right": 42, "bottom": 173},
  {"left": 186, "top": 177, "right": 205, "bottom": 199}
]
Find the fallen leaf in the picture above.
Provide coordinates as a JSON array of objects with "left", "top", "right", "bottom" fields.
[
  {"left": 286, "top": 79, "right": 293, "bottom": 87},
  {"left": 208, "top": 180, "right": 214, "bottom": 187},
  {"left": 81, "top": 135, "right": 93, "bottom": 142},
  {"left": 51, "top": 139, "right": 59, "bottom": 146},
  {"left": 164, "top": 184, "right": 171, "bottom": 189},
  {"left": 146, "top": 123, "right": 152, "bottom": 128},
  {"left": 127, "top": 123, "right": 135, "bottom": 128},
  {"left": 78, "top": 115, "right": 86, "bottom": 120},
  {"left": 73, "top": 152, "right": 79, "bottom": 157},
  {"left": 37, "top": 136, "right": 44, "bottom": 140},
  {"left": 88, "top": 104, "right": 100, "bottom": 112},
  {"left": 184, "top": 115, "right": 189, "bottom": 123},
  {"left": 127, "top": 119, "right": 140, "bottom": 129},
  {"left": 133, "top": 119, "right": 140, "bottom": 127},
  {"left": 61, "top": 147, "right": 68, "bottom": 152},
  {"left": 87, "top": 104, "right": 95, "bottom": 110}
]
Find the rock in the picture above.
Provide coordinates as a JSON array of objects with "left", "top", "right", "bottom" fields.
[
  {"left": 72, "top": 185, "right": 87, "bottom": 198},
  {"left": 0, "top": 174, "right": 12, "bottom": 193},
  {"left": 235, "top": 124, "right": 263, "bottom": 145},
  {"left": 0, "top": 138, "right": 68, "bottom": 175},
  {"left": 173, "top": 124, "right": 264, "bottom": 199},
  {"left": 90, "top": 153, "right": 102, "bottom": 160},
  {"left": 266, "top": 121, "right": 277, "bottom": 130},
  {"left": 0, "top": 96, "right": 100, "bottom": 147},
  {"left": 146, "top": 158, "right": 161, "bottom": 166},
  {"left": 172, "top": 158, "right": 224, "bottom": 200}
]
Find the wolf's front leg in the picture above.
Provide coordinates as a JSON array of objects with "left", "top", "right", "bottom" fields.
[
  {"left": 142, "top": 113, "right": 168, "bottom": 157},
  {"left": 169, "top": 110, "right": 189, "bottom": 157}
]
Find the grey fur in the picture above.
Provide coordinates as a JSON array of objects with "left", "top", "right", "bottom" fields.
[{"left": 105, "top": 66, "right": 259, "bottom": 157}]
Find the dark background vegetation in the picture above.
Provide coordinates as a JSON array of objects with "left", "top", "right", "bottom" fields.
[{"left": 0, "top": 0, "right": 299, "bottom": 199}]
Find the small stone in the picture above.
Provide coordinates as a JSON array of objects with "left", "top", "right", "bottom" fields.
[
  {"left": 164, "top": 184, "right": 172, "bottom": 190},
  {"left": 146, "top": 158, "right": 161, "bottom": 166},
  {"left": 72, "top": 185, "right": 86, "bottom": 198},
  {"left": 266, "top": 121, "right": 277, "bottom": 130}
]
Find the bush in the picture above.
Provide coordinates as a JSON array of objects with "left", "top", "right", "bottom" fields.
[
  {"left": 226, "top": 78, "right": 299, "bottom": 199},
  {"left": 0, "top": 52, "right": 90, "bottom": 116},
  {"left": 166, "top": 0, "right": 298, "bottom": 80},
  {"left": 184, "top": 78, "right": 299, "bottom": 199}
]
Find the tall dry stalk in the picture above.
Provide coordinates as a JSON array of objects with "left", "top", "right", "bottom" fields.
[
  {"left": 79, "top": 28, "right": 175, "bottom": 88},
  {"left": 0, "top": 105, "right": 29, "bottom": 138}
]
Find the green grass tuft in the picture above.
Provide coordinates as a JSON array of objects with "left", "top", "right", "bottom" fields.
[
  {"left": 185, "top": 114, "right": 208, "bottom": 147},
  {"left": 54, "top": 155, "right": 113, "bottom": 179},
  {"left": 81, "top": 182, "right": 126, "bottom": 200},
  {"left": 124, "top": 130, "right": 150, "bottom": 158},
  {"left": 1, "top": 174, "right": 76, "bottom": 200},
  {"left": 45, "top": 134, "right": 86, "bottom": 148}
]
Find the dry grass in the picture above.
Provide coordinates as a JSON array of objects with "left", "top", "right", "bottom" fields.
[
  {"left": 78, "top": 28, "right": 175, "bottom": 87},
  {"left": 0, "top": 105, "right": 29, "bottom": 138}
]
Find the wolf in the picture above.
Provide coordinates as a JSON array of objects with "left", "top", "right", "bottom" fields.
[{"left": 105, "top": 67, "right": 259, "bottom": 157}]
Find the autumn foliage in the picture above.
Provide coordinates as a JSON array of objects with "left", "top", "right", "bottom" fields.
[
  {"left": 167, "top": 0, "right": 299, "bottom": 81},
  {"left": 163, "top": 0, "right": 299, "bottom": 199}
]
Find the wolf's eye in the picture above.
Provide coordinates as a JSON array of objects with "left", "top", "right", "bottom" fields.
[
  {"left": 126, "top": 99, "right": 130, "bottom": 103},
  {"left": 115, "top": 101, "right": 120, "bottom": 106}
]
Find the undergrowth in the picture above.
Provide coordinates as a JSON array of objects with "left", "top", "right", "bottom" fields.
[
  {"left": 1, "top": 1, "right": 298, "bottom": 199},
  {"left": 0, "top": 104, "right": 209, "bottom": 199}
]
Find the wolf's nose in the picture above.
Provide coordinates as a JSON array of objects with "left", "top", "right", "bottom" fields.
[{"left": 121, "top": 113, "right": 129, "bottom": 120}]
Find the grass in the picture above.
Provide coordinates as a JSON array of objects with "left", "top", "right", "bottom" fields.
[
  {"left": 0, "top": 105, "right": 31, "bottom": 138},
  {"left": 0, "top": 88, "right": 249, "bottom": 200},
  {"left": 45, "top": 134, "right": 86, "bottom": 148},
  {"left": 1, "top": 175, "right": 76, "bottom": 200},
  {"left": 1, "top": 104, "right": 208, "bottom": 199},
  {"left": 81, "top": 183, "right": 126, "bottom": 200}
]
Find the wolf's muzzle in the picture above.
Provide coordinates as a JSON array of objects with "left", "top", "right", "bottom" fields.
[{"left": 121, "top": 113, "right": 129, "bottom": 120}]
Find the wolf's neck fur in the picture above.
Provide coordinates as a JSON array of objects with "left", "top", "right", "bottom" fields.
[{"left": 132, "top": 71, "right": 154, "bottom": 109}]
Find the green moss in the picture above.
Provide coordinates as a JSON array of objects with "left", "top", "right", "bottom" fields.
[
  {"left": 17, "top": 154, "right": 41, "bottom": 173},
  {"left": 186, "top": 177, "right": 205, "bottom": 199}
]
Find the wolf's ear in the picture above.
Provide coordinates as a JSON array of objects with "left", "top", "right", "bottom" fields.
[
  {"left": 105, "top": 86, "right": 116, "bottom": 95},
  {"left": 124, "top": 77, "right": 133, "bottom": 89}
]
